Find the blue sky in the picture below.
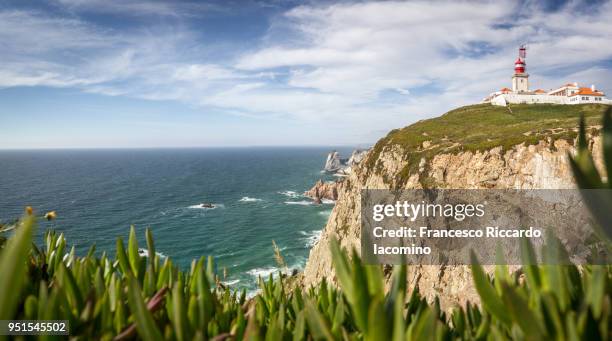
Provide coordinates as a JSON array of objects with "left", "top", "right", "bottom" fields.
[{"left": 1, "top": 0, "right": 611, "bottom": 148}]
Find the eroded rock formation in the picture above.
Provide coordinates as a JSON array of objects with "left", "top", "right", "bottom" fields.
[{"left": 304, "top": 180, "right": 342, "bottom": 202}]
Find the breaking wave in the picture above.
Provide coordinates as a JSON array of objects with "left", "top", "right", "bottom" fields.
[
  {"left": 284, "top": 200, "right": 313, "bottom": 206},
  {"left": 138, "top": 248, "right": 167, "bottom": 259},
  {"left": 222, "top": 279, "right": 240, "bottom": 286},
  {"left": 299, "top": 230, "right": 322, "bottom": 247},
  {"left": 247, "top": 267, "right": 280, "bottom": 279},
  {"left": 239, "top": 196, "right": 263, "bottom": 202},
  {"left": 278, "top": 190, "right": 303, "bottom": 198}
]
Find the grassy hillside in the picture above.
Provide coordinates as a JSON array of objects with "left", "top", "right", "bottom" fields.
[{"left": 366, "top": 103, "right": 610, "bottom": 183}]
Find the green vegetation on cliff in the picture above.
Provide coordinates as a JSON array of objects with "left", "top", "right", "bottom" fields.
[{"left": 366, "top": 103, "right": 610, "bottom": 184}]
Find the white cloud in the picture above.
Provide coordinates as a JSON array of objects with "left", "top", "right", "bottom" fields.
[
  {"left": 1, "top": 1, "right": 612, "bottom": 145},
  {"left": 53, "top": 0, "right": 220, "bottom": 17}
]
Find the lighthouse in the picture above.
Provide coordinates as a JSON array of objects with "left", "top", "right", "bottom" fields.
[
  {"left": 511, "top": 45, "right": 529, "bottom": 93},
  {"left": 482, "top": 45, "right": 610, "bottom": 106}
]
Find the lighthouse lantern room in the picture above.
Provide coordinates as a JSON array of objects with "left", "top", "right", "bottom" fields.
[{"left": 511, "top": 45, "right": 529, "bottom": 93}]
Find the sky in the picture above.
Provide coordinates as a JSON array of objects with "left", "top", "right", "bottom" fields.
[{"left": 1, "top": 0, "right": 611, "bottom": 148}]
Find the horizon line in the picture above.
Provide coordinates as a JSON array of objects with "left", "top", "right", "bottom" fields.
[{"left": 0, "top": 144, "right": 372, "bottom": 151}]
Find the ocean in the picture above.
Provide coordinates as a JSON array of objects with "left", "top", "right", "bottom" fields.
[{"left": 0, "top": 147, "right": 353, "bottom": 293}]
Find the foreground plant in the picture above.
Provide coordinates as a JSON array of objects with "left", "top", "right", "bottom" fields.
[{"left": 0, "top": 214, "right": 609, "bottom": 340}]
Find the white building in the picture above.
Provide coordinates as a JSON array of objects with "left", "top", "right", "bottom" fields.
[{"left": 483, "top": 46, "right": 611, "bottom": 106}]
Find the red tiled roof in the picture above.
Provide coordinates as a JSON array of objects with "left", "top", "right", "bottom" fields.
[{"left": 569, "top": 87, "right": 604, "bottom": 97}]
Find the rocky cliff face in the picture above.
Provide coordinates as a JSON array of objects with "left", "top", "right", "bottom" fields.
[{"left": 303, "top": 130, "right": 604, "bottom": 309}]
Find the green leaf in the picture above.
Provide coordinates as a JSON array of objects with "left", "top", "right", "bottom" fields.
[
  {"left": 116, "top": 237, "right": 132, "bottom": 276},
  {"left": 24, "top": 295, "right": 38, "bottom": 319},
  {"left": 171, "top": 283, "right": 190, "bottom": 341},
  {"left": 365, "top": 265, "right": 384, "bottom": 301},
  {"left": 329, "top": 238, "right": 354, "bottom": 299},
  {"left": 331, "top": 295, "right": 345, "bottom": 337},
  {"left": 350, "top": 249, "right": 371, "bottom": 332},
  {"left": 540, "top": 293, "right": 564, "bottom": 340},
  {"left": 494, "top": 244, "right": 510, "bottom": 295},
  {"left": 196, "top": 264, "right": 214, "bottom": 331},
  {"left": 304, "top": 299, "right": 334, "bottom": 340},
  {"left": 243, "top": 306, "right": 264, "bottom": 341},
  {"left": 500, "top": 281, "right": 546, "bottom": 339},
  {"left": 126, "top": 275, "right": 163, "bottom": 341},
  {"left": 391, "top": 291, "right": 405, "bottom": 341},
  {"left": 564, "top": 312, "right": 580, "bottom": 341},
  {"left": 408, "top": 308, "right": 438, "bottom": 340},
  {"left": 586, "top": 266, "right": 606, "bottom": 318},
  {"left": 0, "top": 214, "right": 34, "bottom": 320},
  {"left": 293, "top": 311, "right": 306, "bottom": 341},
  {"left": 386, "top": 264, "right": 406, "bottom": 320},
  {"left": 366, "top": 297, "right": 390, "bottom": 341},
  {"left": 58, "top": 261, "right": 84, "bottom": 311},
  {"left": 128, "top": 225, "right": 140, "bottom": 277},
  {"left": 470, "top": 250, "right": 511, "bottom": 326},
  {"left": 541, "top": 234, "right": 571, "bottom": 311},
  {"left": 519, "top": 236, "right": 541, "bottom": 291},
  {"left": 146, "top": 227, "right": 156, "bottom": 272}
]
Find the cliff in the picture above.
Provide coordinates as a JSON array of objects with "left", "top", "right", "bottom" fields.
[{"left": 303, "top": 103, "right": 610, "bottom": 309}]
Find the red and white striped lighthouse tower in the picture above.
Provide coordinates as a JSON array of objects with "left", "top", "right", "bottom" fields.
[{"left": 512, "top": 45, "right": 529, "bottom": 92}]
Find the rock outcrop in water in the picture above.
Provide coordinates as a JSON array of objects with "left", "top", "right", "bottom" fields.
[
  {"left": 304, "top": 180, "right": 341, "bottom": 202},
  {"left": 323, "top": 149, "right": 369, "bottom": 175},
  {"left": 308, "top": 149, "right": 371, "bottom": 203},
  {"left": 324, "top": 151, "right": 344, "bottom": 172},
  {"left": 302, "top": 103, "right": 609, "bottom": 310}
]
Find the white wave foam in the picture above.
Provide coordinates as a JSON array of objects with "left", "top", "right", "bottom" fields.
[
  {"left": 318, "top": 210, "right": 332, "bottom": 217},
  {"left": 278, "top": 190, "right": 303, "bottom": 198},
  {"left": 247, "top": 267, "right": 280, "bottom": 278},
  {"left": 222, "top": 279, "right": 240, "bottom": 286},
  {"left": 284, "top": 200, "right": 313, "bottom": 206},
  {"left": 138, "top": 248, "right": 167, "bottom": 259},
  {"left": 188, "top": 203, "right": 224, "bottom": 209},
  {"left": 239, "top": 196, "right": 262, "bottom": 202},
  {"left": 321, "top": 199, "right": 336, "bottom": 204},
  {"left": 300, "top": 230, "right": 322, "bottom": 247}
]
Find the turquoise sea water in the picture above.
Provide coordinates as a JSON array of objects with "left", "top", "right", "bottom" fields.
[{"left": 0, "top": 147, "right": 353, "bottom": 293}]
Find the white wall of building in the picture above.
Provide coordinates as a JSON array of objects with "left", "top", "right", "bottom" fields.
[
  {"left": 511, "top": 74, "right": 529, "bottom": 92},
  {"left": 490, "top": 93, "right": 611, "bottom": 106}
]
